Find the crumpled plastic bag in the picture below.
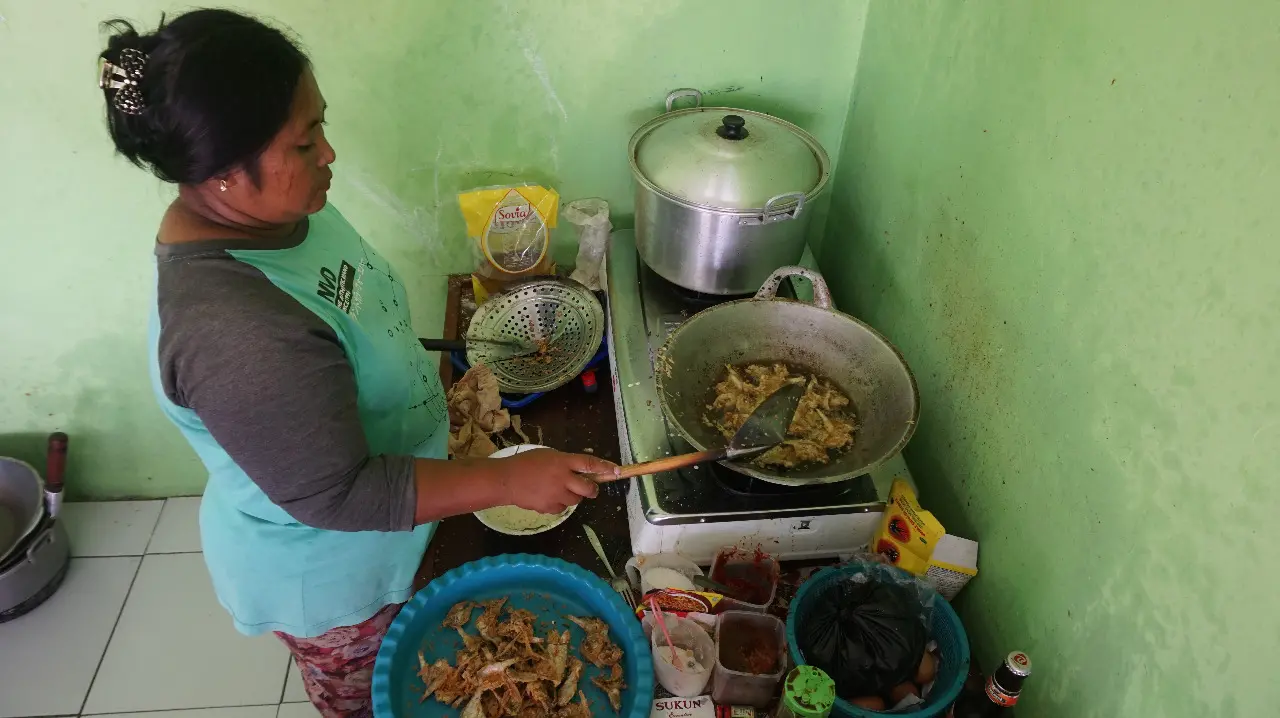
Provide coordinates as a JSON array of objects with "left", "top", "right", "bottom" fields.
[
  {"left": 447, "top": 364, "right": 511, "bottom": 458},
  {"left": 564, "top": 198, "right": 611, "bottom": 291},
  {"left": 797, "top": 560, "right": 936, "bottom": 699}
]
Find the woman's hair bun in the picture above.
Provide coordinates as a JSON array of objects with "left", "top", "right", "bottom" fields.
[{"left": 98, "top": 10, "right": 308, "bottom": 186}]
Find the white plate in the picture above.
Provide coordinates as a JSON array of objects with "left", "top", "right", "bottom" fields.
[{"left": 473, "top": 444, "right": 577, "bottom": 535}]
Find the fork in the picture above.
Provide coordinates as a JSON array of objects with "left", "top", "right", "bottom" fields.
[{"left": 583, "top": 524, "right": 637, "bottom": 609}]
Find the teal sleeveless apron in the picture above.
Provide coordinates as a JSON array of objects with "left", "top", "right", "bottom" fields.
[{"left": 149, "top": 205, "right": 448, "bottom": 637}]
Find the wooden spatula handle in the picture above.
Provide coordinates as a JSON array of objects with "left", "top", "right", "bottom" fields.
[{"left": 598, "top": 449, "right": 727, "bottom": 481}]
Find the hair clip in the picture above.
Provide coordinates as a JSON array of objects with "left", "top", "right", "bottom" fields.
[{"left": 99, "top": 47, "right": 149, "bottom": 116}]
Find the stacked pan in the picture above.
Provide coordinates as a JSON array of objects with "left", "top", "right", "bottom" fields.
[{"left": 0, "top": 433, "right": 70, "bottom": 622}]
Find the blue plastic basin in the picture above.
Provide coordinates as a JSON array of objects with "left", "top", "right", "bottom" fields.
[{"left": 373, "top": 553, "right": 653, "bottom": 718}]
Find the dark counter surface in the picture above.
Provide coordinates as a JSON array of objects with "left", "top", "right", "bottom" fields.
[{"left": 415, "top": 276, "right": 630, "bottom": 588}]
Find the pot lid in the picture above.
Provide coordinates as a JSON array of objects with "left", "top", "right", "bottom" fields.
[{"left": 633, "top": 109, "right": 826, "bottom": 210}]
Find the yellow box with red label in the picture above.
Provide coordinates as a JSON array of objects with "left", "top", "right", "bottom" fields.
[{"left": 870, "top": 479, "right": 978, "bottom": 600}]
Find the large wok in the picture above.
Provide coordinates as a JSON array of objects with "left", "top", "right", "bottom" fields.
[{"left": 655, "top": 267, "right": 918, "bottom": 486}]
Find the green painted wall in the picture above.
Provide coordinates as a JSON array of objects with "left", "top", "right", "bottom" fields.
[
  {"left": 821, "top": 1, "right": 1279, "bottom": 716},
  {"left": 0, "top": 1, "right": 867, "bottom": 497}
]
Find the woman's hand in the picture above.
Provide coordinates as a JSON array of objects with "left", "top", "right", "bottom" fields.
[
  {"left": 410, "top": 449, "right": 620, "bottom": 525},
  {"left": 496, "top": 448, "right": 619, "bottom": 514}
]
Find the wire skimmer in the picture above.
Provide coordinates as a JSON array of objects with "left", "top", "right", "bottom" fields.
[{"left": 466, "top": 278, "right": 605, "bottom": 395}]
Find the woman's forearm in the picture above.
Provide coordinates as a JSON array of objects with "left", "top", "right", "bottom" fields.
[
  {"left": 411, "top": 457, "right": 508, "bottom": 525},
  {"left": 411, "top": 449, "right": 614, "bottom": 526}
]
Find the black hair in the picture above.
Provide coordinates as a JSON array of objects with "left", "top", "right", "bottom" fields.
[{"left": 99, "top": 9, "right": 309, "bottom": 185}]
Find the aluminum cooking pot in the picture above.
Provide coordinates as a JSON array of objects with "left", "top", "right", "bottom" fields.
[
  {"left": 629, "top": 89, "right": 831, "bottom": 295},
  {"left": 655, "top": 267, "right": 918, "bottom": 486},
  {"left": 0, "top": 458, "right": 45, "bottom": 566},
  {"left": 0, "top": 433, "right": 69, "bottom": 623}
]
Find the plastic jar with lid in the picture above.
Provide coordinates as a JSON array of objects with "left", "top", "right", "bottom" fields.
[{"left": 773, "top": 666, "right": 837, "bottom": 718}]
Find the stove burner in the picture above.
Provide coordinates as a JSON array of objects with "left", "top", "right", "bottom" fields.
[
  {"left": 707, "top": 464, "right": 854, "bottom": 495},
  {"left": 638, "top": 261, "right": 771, "bottom": 308},
  {"left": 655, "top": 427, "right": 878, "bottom": 517},
  {"left": 645, "top": 269, "right": 753, "bottom": 306}
]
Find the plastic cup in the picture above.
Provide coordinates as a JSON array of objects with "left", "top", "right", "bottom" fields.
[{"left": 650, "top": 615, "right": 715, "bottom": 697}]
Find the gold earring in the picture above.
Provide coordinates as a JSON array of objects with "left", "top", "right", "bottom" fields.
[{"left": 219, "top": 179, "right": 228, "bottom": 192}]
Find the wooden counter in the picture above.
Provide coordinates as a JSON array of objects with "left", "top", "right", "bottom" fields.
[{"left": 415, "top": 276, "right": 631, "bottom": 588}]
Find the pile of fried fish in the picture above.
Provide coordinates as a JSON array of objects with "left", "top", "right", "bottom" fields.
[
  {"left": 706, "top": 363, "right": 856, "bottom": 469},
  {"left": 418, "top": 599, "right": 626, "bottom": 718}
]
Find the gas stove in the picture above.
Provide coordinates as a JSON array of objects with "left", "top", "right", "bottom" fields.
[{"left": 604, "top": 231, "right": 915, "bottom": 564}]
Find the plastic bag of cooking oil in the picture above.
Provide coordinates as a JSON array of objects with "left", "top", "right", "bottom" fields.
[{"left": 458, "top": 185, "right": 559, "bottom": 300}]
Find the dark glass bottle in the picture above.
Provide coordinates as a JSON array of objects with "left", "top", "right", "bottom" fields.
[{"left": 949, "top": 651, "right": 1032, "bottom": 717}]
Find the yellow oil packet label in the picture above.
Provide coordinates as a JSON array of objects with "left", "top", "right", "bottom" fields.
[{"left": 457, "top": 185, "right": 558, "bottom": 275}]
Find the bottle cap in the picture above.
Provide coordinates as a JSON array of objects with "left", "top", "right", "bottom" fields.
[
  {"left": 781, "top": 666, "right": 836, "bottom": 716},
  {"left": 1004, "top": 651, "right": 1032, "bottom": 677}
]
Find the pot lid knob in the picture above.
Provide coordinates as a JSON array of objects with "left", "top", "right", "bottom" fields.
[{"left": 716, "top": 114, "right": 749, "bottom": 140}]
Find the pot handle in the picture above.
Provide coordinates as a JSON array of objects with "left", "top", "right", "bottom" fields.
[
  {"left": 45, "top": 432, "right": 67, "bottom": 519},
  {"left": 739, "top": 192, "right": 807, "bottom": 226},
  {"left": 665, "top": 88, "right": 703, "bottom": 113},
  {"left": 754, "top": 266, "right": 832, "bottom": 309},
  {"left": 21, "top": 526, "right": 55, "bottom": 565}
]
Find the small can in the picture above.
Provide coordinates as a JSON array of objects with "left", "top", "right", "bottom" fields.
[
  {"left": 773, "top": 666, "right": 836, "bottom": 718},
  {"left": 716, "top": 707, "right": 757, "bottom": 718}
]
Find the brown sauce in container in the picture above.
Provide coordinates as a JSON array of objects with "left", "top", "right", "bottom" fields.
[{"left": 718, "top": 622, "right": 779, "bottom": 675}]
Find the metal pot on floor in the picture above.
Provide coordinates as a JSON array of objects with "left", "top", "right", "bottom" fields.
[
  {"left": 0, "top": 433, "right": 71, "bottom": 622},
  {"left": 628, "top": 88, "right": 832, "bottom": 295}
]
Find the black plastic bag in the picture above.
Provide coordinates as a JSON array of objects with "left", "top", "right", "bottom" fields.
[{"left": 798, "top": 574, "right": 929, "bottom": 698}]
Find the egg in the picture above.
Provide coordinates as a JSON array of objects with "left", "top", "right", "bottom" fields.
[
  {"left": 850, "top": 695, "right": 886, "bottom": 711},
  {"left": 889, "top": 682, "right": 920, "bottom": 705},
  {"left": 915, "top": 650, "right": 938, "bottom": 685}
]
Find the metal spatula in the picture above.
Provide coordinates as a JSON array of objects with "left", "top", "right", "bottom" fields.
[{"left": 599, "top": 381, "right": 805, "bottom": 481}]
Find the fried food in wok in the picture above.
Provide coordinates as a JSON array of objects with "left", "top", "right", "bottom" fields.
[
  {"left": 420, "top": 600, "right": 625, "bottom": 716},
  {"left": 705, "top": 363, "right": 857, "bottom": 469}
]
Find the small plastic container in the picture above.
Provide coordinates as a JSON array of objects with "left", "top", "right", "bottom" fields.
[
  {"left": 651, "top": 614, "right": 715, "bottom": 697},
  {"left": 709, "top": 547, "right": 780, "bottom": 612},
  {"left": 712, "top": 611, "right": 787, "bottom": 709}
]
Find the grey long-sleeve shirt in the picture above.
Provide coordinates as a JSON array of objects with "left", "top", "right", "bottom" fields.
[{"left": 154, "top": 224, "right": 428, "bottom": 532}]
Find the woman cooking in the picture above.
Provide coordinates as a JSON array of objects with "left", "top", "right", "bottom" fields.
[{"left": 97, "top": 9, "right": 616, "bottom": 717}]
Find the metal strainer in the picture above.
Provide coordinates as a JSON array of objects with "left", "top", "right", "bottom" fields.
[{"left": 466, "top": 278, "right": 605, "bottom": 394}]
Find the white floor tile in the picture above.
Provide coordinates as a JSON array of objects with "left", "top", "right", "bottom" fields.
[
  {"left": 83, "top": 553, "right": 288, "bottom": 714},
  {"left": 277, "top": 703, "right": 318, "bottom": 718},
  {"left": 61, "top": 500, "right": 163, "bottom": 557},
  {"left": 0, "top": 557, "right": 140, "bottom": 718},
  {"left": 85, "top": 707, "right": 278, "bottom": 718},
  {"left": 283, "top": 661, "right": 308, "bottom": 703},
  {"left": 146, "top": 496, "right": 202, "bottom": 553}
]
